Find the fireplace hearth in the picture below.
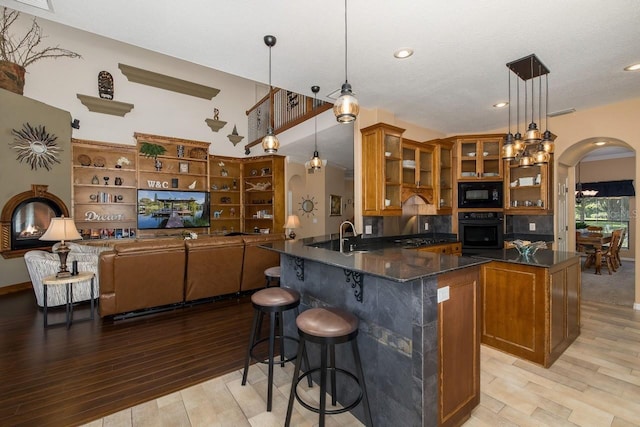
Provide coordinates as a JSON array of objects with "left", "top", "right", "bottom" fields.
[{"left": 1, "top": 185, "right": 69, "bottom": 258}]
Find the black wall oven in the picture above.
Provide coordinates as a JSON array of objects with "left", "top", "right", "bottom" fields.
[
  {"left": 458, "top": 181, "right": 503, "bottom": 209},
  {"left": 458, "top": 212, "right": 504, "bottom": 251}
]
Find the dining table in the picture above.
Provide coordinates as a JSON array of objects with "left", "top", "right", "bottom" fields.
[{"left": 576, "top": 232, "right": 612, "bottom": 274}]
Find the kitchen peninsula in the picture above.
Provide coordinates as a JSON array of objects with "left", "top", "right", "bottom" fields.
[
  {"left": 264, "top": 237, "right": 581, "bottom": 427},
  {"left": 267, "top": 237, "right": 487, "bottom": 427}
]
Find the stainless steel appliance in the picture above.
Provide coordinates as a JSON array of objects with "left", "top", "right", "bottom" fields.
[
  {"left": 458, "top": 212, "right": 504, "bottom": 250},
  {"left": 458, "top": 182, "right": 503, "bottom": 209}
]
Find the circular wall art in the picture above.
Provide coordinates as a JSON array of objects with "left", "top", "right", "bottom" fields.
[
  {"left": 298, "top": 195, "right": 317, "bottom": 217},
  {"left": 10, "top": 123, "right": 61, "bottom": 171}
]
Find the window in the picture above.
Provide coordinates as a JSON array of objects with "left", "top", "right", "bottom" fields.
[{"left": 575, "top": 196, "right": 630, "bottom": 249}]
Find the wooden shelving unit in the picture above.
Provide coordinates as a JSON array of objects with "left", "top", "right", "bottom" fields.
[{"left": 71, "top": 139, "right": 138, "bottom": 240}]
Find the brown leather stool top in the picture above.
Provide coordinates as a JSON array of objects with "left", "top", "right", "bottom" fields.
[
  {"left": 296, "top": 307, "right": 358, "bottom": 338},
  {"left": 264, "top": 266, "right": 281, "bottom": 287},
  {"left": 251, "top": 287, "right": 299, "bottom": 307}
]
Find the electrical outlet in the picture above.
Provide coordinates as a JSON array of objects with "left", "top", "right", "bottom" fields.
[
  {"left": 437, "top": 286, "right": 450, "bottom": 303},
  {"left": 424, "top": 222, "right": 429, "bottom": 231},
  {"left": 365, "top": 225, "right": 372, "bottom": 235},
  {"left": 529, "top": 223, "right": 536, "bottom": 231}
]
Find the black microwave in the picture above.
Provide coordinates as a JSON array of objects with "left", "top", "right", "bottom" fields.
[{"left": 458, "top": 182, "right": 503, "bottom": 209}]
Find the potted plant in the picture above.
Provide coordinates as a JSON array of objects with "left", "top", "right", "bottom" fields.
[
  {"left": 139, "top": 142, "right": 166, "bottom": 171},
  {"left": 0, "top": 7, "right": 81, "bottom": 94}
]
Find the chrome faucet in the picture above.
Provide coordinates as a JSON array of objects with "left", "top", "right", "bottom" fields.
[{"left": 339, "top": 220, "right": 356, "bottom": 253}]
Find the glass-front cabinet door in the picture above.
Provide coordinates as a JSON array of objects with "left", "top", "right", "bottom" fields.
[
  {"left": 361, "top": 123, "right": 404, "bottom": 216},
  {"left": 456, "top": 136, "right": 504, "bottom": 180},
  {"left": 402, "top": 140, "right": 434, "bottom": 203},
  {"left": 436, "top": 140, "right": 453, "bottom": 212}
]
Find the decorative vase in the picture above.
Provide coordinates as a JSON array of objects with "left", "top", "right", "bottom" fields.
[{"left": 0, "top": 61, "right": 26, "bottom": 95}]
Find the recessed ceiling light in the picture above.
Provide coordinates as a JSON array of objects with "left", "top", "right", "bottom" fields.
[
  {"left": 493, "top": 102, "right": 508, "bottom": 108},
  {"left": 594, "top": 141, "right": 607, "bottom": 146},
  {"left": 624, "top": 63, "right": 640, "bottom": 71},
  {"left": 393, "top": 48, "right": 414, "bottom": 59}
]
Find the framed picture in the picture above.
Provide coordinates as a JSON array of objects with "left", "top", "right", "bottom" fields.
[
  {"left": 329, "top": 194, "right": 342, "bottom": 216},
  {"left": 179, "top": 162, "right": 189, "bottom": 173}
]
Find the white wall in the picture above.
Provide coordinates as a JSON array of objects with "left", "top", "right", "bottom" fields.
[{"left": 14, "top": 12, "right": 259, "bottom": 155}]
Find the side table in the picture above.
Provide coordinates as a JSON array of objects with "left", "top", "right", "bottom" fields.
[{"left": 42, "top": 271, "right": 95, "bottom": 329}]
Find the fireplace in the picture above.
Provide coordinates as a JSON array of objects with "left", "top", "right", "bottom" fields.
[{"left": 1, "top": 185, "right": 69, "bottom": 258}]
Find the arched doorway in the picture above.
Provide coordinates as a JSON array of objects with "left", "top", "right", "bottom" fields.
[{"left": 556, "top": 137, "right": 635, "bottom": 306}]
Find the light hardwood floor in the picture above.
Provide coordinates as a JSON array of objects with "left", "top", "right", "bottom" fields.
[{"left": 82, "top": 301, "right": 640, "bottom": 427}]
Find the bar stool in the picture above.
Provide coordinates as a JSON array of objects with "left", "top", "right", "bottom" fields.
[
  {"left": 241, "top": 287, "right": 311, "bottom": 411},
  {"left": 264, "top": 265, "right": 281, "bottom": 287},
  {"left": 285, "top": 307, "right": 373, "bottom": 427}
]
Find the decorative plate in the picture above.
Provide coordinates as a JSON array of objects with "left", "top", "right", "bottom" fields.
[
  {"left": 93, "top": 156, "right": 106, "bottom": 167},
  {"left": 77, "top": 154, "right": 91, "bottom": 166},
  {"left": 189, "top": 147, "right": 208, "bottom": 160}
]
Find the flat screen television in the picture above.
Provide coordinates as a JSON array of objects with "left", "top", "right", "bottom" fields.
[{"left": 137, "top": 189, "right": 210, "bottom": 230}]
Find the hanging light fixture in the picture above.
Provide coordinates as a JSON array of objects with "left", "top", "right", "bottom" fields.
[
  {"left": 309, "top": 85, "right": 323, "bottom": 170},
  {"left": 333, "top": 0, "right": 359, "bottom": 123},
  {"left": 502, "top": 54, "right": 555, "bottom": 167},
  {"left": 261, "top": 35, "right": 280, "bottom": 153}
]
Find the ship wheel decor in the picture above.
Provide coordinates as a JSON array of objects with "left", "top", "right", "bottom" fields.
[{"left": 10, "top": 123, "right": 61, "bottom": 171}]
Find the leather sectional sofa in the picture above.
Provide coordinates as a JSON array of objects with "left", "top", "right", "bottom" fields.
[{"left": 98, "top": 234, "right": 283, "bottom": 318}]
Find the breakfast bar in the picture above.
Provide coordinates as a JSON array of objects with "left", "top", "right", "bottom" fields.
[{"left": 266, "top": 237, "right": 488, "bottom": 427}]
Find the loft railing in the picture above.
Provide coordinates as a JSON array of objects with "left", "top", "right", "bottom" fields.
[{"left": 245, "top": 87, "right": 333, "bottom": 150}]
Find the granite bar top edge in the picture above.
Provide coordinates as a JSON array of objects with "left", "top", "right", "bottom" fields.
[{"left": 261, "top": 239, "right": 488, "bottom": 282}]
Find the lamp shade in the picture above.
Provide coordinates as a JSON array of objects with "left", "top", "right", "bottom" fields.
[
  {"left": 284, "top": 215, "right": 301, "bottom": 229},
  {"left": 39, "top": 216, "right": 81, "bottom": 242},
  {"left": 333, "top": 83, "right": 359, "bottom": 123}
]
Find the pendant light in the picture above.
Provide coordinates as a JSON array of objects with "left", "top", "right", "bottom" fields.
[
  {"left": 502, "top": 54, "right": 554, "bottom": 167},
  {"left": 333, "top": 0, "right": 359, "bottom": 123},
  {"left": 261, "top": 35, "right": 280, "bottom": 153},
  {"left": 309, "top": 85, "right": 323, "bottom": 170}
]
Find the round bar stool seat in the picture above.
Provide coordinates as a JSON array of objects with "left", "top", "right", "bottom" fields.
[
  {"left": 264, "top": 266, "right": 281, "bottom": 287},
  {"left": 285, "top": 307, "right": 373, "bottom": 427},
  {"left": 241, "top": 287, "right": 311, "bottom": 412}
]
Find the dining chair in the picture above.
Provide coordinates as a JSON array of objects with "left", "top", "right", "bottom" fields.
[
  {"left": 615, "top": 228, "right": 626, "bottom": 268},
  {"left": 600, "top": 230, "right": 621, "bottom": 275}
]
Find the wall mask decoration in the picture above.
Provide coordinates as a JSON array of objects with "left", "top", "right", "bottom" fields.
[
  {"left": 98, "top": 71, "right": 114, "bottom": 99},
  {"left": 10, "top": 123, "right": 61, "bottom": 171}
]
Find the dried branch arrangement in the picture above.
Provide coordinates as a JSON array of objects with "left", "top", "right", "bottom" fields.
[{"left": 0, "top": 7, "right": 81, "bottom": 68}]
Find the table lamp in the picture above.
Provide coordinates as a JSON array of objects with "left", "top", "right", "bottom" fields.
[
  {"left": 283, "top": 214, "right": 301, "bottom": 239},
  {"left": 39, "top": 216, "right": 82, "bottom": 278}
]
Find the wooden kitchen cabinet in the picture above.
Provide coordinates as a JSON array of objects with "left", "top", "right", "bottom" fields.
[
  {"left": 361, "top": 123, "right": 404, "bottom": 216},
  {"left": 504, "top": 161, "right": 553, "bottom": 214},
  {"left": 401, "top": 139, "right": 434, "bottom": 203},
  {"left": 456, "top": 135, "right": 504, "bottom": 180},
  {"left": 433, "top": 139, "right": 454, "bottom": 214},
  {"left": 418, "top": 241, "right": 461, "bottom": 255},
  {"left": 480, "top": 256, "right": 581, "bottom": 367},
  {"left": 438, "top": 266, "right": 481, "bottom": 427}
]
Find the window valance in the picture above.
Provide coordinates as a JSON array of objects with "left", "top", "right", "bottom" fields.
[{"left": 576, "top": 180, "right": 635, "bottom": 197}]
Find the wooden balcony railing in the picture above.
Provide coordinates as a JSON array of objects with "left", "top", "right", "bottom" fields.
[{"left": 245, "top": 87, "right": 333, "bottom": 150}]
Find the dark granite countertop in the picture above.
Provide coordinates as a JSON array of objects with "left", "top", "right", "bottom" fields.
[
  {"left": 468, "top": 248, "right": 580, "bottom": 267},
  {"left": 263, "top": 237, "right": 488, "bottom": 283}
]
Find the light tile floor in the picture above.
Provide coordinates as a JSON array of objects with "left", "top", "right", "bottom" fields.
[{"left": 83, "top": 301, "right": 640, "bottom": 427}]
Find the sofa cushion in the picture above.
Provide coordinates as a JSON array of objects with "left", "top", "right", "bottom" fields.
[{"left": 240, "top": 234, "right": 285, "bottom": 291}]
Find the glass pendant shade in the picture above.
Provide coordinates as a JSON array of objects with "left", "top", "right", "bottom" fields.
[
  {"left": 533, "top": 145, "right": 549, "bottom": 165},
  {"left": 513, "top": 133, "right": 525, "bottom": 152},
  {"left": 518, "top": 150, "right": 534, "bottom": 167},
  {"left": 502, "top": 141, "right": 517, "bottom": 160},
  {"left": 541, "top": 130, "right": 554, "bottom": 153},
  {"left": 310, "top": 151, "right": 322, "bottom": 170},
  {"left": 261, "top": 129, "right": 279, "bottom": 153},
  {"left": 524, "top": 122, "right": 541, "bottom": 143},
  {"left": 333, "top": 82, "right": 359, "bottom": 123}
]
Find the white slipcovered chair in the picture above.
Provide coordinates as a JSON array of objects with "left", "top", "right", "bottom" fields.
[{"left": 24, "top": 242, "right": 108, "bottom": 308}]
